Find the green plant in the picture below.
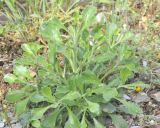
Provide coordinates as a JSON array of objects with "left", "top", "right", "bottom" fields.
[{"left": 4, "top": 5, "right": 148, "bottom": 128}]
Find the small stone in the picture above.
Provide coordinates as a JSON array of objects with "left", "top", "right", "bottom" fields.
[
  {"left": 142, "top": 60, "right": 148, "bottom": 67},
  {"left": 0, "top": 122, "right": 4, "bottom": 128},
  {"left": 154, "top": 125, "right": 160, "bottom": 128},
  {"left": 154, "top": 115, "right": 160, "bottom": 122},
  {"left": 150, "top": 92, "right": 160, "bottom": 102},
  {"left": 149, "top": 120, "right": 155, "bottom": 125},
  {"left": 96, "top": 12, "right": 104, "bottom": 23},
  {"left": 11, "top": 123, "right": 22, "bottom": 128},
  {"left": 133, "top": 92, "right": 150, "bottom": 103},
  {"left": 7, "top": 112, "right": 14, "bottom": 118},
  {"left": 10, "top": 117, "right": 18, "bottom": 123},
  {"left": 123, "top": 94, "right": 131, "bottom": 100},
  {"left": 130, "top": 126, "right": 142, "bottom": 128}
]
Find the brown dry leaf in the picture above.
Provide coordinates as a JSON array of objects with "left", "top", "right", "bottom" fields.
[
  {"left": 56, "top": 53, "right": 65, "bottom": 67},
  {"left": 156, "top": 53, "right": 160, "bottom": 60},
  {"left": 30, "top": 70, "right": 36, "bottom": 77},
  {"left": 0, "top": 85, "right": 7, "bottom": 101},
  {"left": 139, "top": 16, "right": 148, "bottom": 31}
]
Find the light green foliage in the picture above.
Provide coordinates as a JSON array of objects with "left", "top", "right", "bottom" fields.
[{"left": 3, "top": 4, "right": 148, "bottom": 128}]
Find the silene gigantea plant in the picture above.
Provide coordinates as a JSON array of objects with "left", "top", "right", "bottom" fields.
[{"left": 4, "top": 5, "right": 148, "bottom": 128}]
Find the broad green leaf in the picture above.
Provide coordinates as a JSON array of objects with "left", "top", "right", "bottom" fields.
[
  {"left": 41, "top": 109, "right": 59, "bottom": 128},
  {"left": 48, "top": 41, "right": 56, "bottom": 64},
  {"left": 102, "top": 88, "right": 118, "bottom": 102},
  {"left": 31, "top": 120, "right": 41, "bottom": 128},
  {"left": 107, "top": 23, "right": 119, "bottom": 43},
  {"left": 82, "top": 6, "right": 97, "bottom": 30},
  {"left": 122, "top": 81, "right": 150, "bottom": 90},
  {"left": 86, "top": 100, "right": 100, "bottom": 115},
  {"left": 94, "top": 87, "right": 118, "bottom": 102},
  {"left": 61, "top": 91, "right": 81, "bottom": 101},
  {"left": 110, "top": 114, "right": 128, "bottom": 128},
  {"left": 120, "top": 68, "right": 132, "bottom": 82},
  {"left": 122, "top": 32, "right": 134, "bottom": 42},
  {"left": 4, "top": 74, "right": 17, "bottom": 84},
  {"left": 6, "top": 90, "right": 27, "bottom": 103},
  {"left": 15, "top": 53, "right": 35, "bottom": 65},
  {"left": 13, "top": 65, "right": 30, "bottom": 78},
  {"left": 39, "top": 17, "right": 63, "bottom": 41},
  {"left": 15, "top": 98, "right": 29, "bottom": 116},
  {"left": 41, "top": 86, "right": 55, "bottom": 102},
  {"left": 81, "top": 112, "right": 87, "bottom": 128},
  {"left": 102, "top": 103, "right": 116, "bottom": 113},
  {"left": 21, "top": 43, "right": 43, "bottom": 55},
  {"left": 93, "top": 118, "right": 105, "bottom": 128},
  {"left": 30, "top": 93, "right": 46, "bottom": 103},
  {"left": 95, "top": 49, "right": 116, "bottom": 63},
  {"left": 119, "top": 100, "right": 143, "bottom": 116},
  {"left": 37, "top": 56, "right": 49, "bottom": 67},
  {"left": 81, "top": 70, "right": 100, "bottom": 84},
  {"left": 64, "top": 108, "right": 81, "bottom": 128},
  {"left": 0, "top": 25, "right": 4, "bottom": 34},
  {"left": 31, "top": 106, "right": 51, "bottom": 120}
]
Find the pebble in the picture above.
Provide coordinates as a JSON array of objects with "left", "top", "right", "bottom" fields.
[
  {"left": 123, "top": 94, "right": 131, "bottom": 100},
  {"left": 0, "top": 122, "right": 4, "bottom": 128},
  {"left": 130, "top": 126, "right": 142, "bottom": 128},
  {"left": 154, "top": 115, "right": 160, "bottom": 122},
  {"left": 150, "top": 92, "right": 160, "bottom": 102},
  {"left": 150, "top": 120, "right": 155, "bottom": 125},
  {"left": 133, "top": 92, "right": 150, "bottom": 103},
  {"left": 142, "top": 60, "right": 148, "bottom": 67},
  {"left": 10, "top": 117, "right": 18, "bottom": 124},
  {"left": 11, "top": 123, "right": 22, "bottom": 128}
]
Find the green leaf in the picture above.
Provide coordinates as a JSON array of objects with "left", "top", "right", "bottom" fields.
[
  {"left": 102, "top": 88, "right": 118, "bottom": 102},
  {"left": 4, "top": 74, "right": 17, "bottom": 84},
  {"left": 123, "top": 81, "right": 150, "bottom": 90},
  {"left": 64, "top": 108, "right": 81, "bottom": 128},
  {"left": 15, "top": 53, "right": 35, "bottom": 65},
  {"left": 82, "top": 5, "right": 97, "bottom": 30},
  {"left": 81, "top": 70, "right": 100, "bottom": 84},
  {"left": 81, "top": 112, "right": 87, "bottom": 128},
  {"left": 41, "top": 86, "right": 55, "bottom": 103},
  {"left": 21, "top": 43, "right": 43, "bottom": 55},
  {"left": 102, "top": 103, "right": 116, "bottom": 113},
  {"left": 31, "top": 120, "right": 41, "bottom": 128},
  {"left": 30, "top": 93, "right": 46, "bottom": 103},
  {"left": 48, "top": 41, "right": 56, "bottom": 64},
  {"left": 94, "top": 87, "right": 118, "bottom": 102},
  {"left": 120, "top": 68, "right": 132, "bottom": 82},
  {"left": 86, "top": 100, "right": 101, "bottom": 115},
  {"left": 13, "top": 65, "right": 30, "bottom": 78},
  {"left": 107, "top": 23, "right": 118, "bottom": 43},
  {"left": 39, "top": 17, "right": 63, "bottom": 41},
  {"left": 61, "top": 91, "right": 81, "bottom": 101},
  {"left": 0, "top": 25, "right": 4, "bottom": 34},
  {"left": 93, "top": 118, "right": 105, "bottom": 128},
  {"left": 119, "top": 100, "right": 143, "bottom": 116},
  {"left": 122, "top": 32, "right": 134, "bottom": 42},
  {"left": 6, "top": 90, "right": 27, "bottom": 103},
  {"left": 15, "top": 98, "right": 29, "bottom": 116},
  {"left": 31, "top": 106, "right": 51, "bottom": 120},
  {"left": 95, "top": 50, "right": 116, "bottom": 63},
  {"left": 37, "top": 56, "right": 49, "bottom": 67},
  {"left": 110, "top": 114, "right": 129, "bottom": 128},
  {"left": 41, "top": 109, "right": 59, "bottom": 128}
]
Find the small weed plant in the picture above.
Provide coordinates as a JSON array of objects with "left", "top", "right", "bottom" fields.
[{"left": 4, "top": 5, "right": 148, "bottom": 128}]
